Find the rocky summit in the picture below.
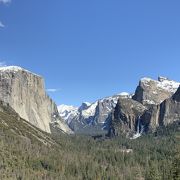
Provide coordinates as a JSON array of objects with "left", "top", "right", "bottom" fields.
[
  {"left": 0, "top": 66, "right": 72, "bottom": 134},
  {"left": 133, "top": 76, "right": 180, "bottom": 105}
]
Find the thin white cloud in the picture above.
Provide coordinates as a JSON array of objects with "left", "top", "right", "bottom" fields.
[
  {"left": 0, "top": 0, "right": 11, "bottom": 4},
  {"left": 46, "top": 88, "right": 61, "bottom": 93},
  {"left": 0, "top": 0, "right": 11, "bottom": 27},
  {"left": 0, "top": 21, "right": 5, "bottom": 28},
  {"left": 0, "top": 61, "right": 7, "bottom": 67}
]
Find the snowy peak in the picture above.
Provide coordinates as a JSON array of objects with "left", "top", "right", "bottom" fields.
[
  {"left": 156, "top": 77, "right": 179, "bottom": 93},
  {"left": 118, "top": 92, "right": 132, "bottom": 98},
  {"left": 58, "top": 104, "right": 78, "bottom": 113},
  {"left": 80, "top": 101, "right": 98, "bottom": 118},
  {"left": 158, "top": 76, "right": 169, "bottom": 82},
  {"left": 133, "top": 76, "right": 180, "bottom": 105},
  {"left": 0, "top": 66, "right": 27, "bottom": 71},
  {"left": 141, "top": 76, "right": 179, "bottom": 93},
  {"left": 118, "top": 92, "right": 129, "bottom": 96},
  {"left": 58, "top": 104, "right": 78, "bottom": 123},
  {"left": 79, "top": 94, "right": 121, "bottom": 121}
]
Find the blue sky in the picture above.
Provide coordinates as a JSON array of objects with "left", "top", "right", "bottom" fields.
[{"left": 0, "top": 0, "right": 180, "bottom": 106}]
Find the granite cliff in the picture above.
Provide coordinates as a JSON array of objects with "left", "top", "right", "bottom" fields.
[
  {"left": 142, "top": 85, "right": 180, "bottom": 132},
  {"left": 111, "top": 98, "right": 147, "bottom": 137},
  {"left": 0, "top": 66, "right": 72, "bottom": 134}
]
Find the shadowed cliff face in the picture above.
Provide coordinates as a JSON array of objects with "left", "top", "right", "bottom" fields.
[
  {"left": 111, "top": 98, "right": 147, "bottom": 136},
  {"left": 141, "top": 86, "right": 180, "bottom": 132},
  {"left": 159, "top": 86, "right": 180, "bottom": 126},
  {"left": 0, "top": 66, "right": 72, "bottom": 134}
]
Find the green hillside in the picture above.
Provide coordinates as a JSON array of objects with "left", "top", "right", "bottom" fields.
[{"left": 0, "top": 102, "right": 179, "bottom": 179}]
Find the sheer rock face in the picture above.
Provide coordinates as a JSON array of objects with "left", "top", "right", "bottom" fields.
[
  {"left": 111, "top": 98, "right": 147, "bottom": 135},
  {"left": 140, "top": 105, "right": 161, "bottom": 132},
  {"left": 94, "top": 98, "right": 119, "bottom": 124},
  {"left": 133, "top": 77, "right": 179, "bottom": 106},
  {"left": 140, "top": 86, "right": 180, "bottom": 132},
  {"left": 0, "top": 66, "right": 72, "bottom": 134},
  {"left": 159, "top": 86, "right": 180, "bottom": 126}
]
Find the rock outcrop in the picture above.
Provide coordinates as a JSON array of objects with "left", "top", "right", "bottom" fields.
[
  {"left": 133, "top": 77, "right": 179, "bottom": 105},
  {"left": 110, "top": 98, "right": 147, "bottom": 136},
  {"left": 159, "top": 86, "right": 180, "bottom": 126},
  {"left": 0, "top": 66, "right": 72, "bottom": 134},
  {"left": 140, "top": 105, "right": 161, "bottom": 132},
  {"left": 141, "top": 86, "right": 180, "bottom": 132}
]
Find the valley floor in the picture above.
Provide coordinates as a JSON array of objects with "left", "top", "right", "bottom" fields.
[{"left": 0, "top": 122, "right": 180, "bottom": 180}]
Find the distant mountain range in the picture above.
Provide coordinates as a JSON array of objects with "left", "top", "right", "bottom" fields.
[
  {"left": 58, "top": 76, "right": 180, "bottom": 137},
  {"left": 58, "top": 93, "right": 131, "bottom": 134},
  {"left": 0, "top": 66, "right": 179, "bottom": 138}
]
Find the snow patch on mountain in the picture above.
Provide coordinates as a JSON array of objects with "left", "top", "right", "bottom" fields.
[
  {"left": 81, "top": 102, "right": 98, "bottom": 118},
  {"left": 58, "top": 93, "right": 131, "bottom": 132},
  {"left": 0, "top": 66, "right": 41, "bottom": 77},
  {"left": 58, "top": 104, "right": 78, "bottom": 124},
  {"left": 141, "top": 76, "right": 180, "bottom": 94}
]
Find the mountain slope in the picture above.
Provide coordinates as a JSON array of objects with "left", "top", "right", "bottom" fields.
[{"left": 0, "top": 100, "right": 56, "bottom": 147}]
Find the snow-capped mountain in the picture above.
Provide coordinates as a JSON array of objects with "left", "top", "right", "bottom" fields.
[
  {"left": 58, "top": 92, "right": 131, "bottom": 133},
  {"left": 58, "top": 76, "right": 180, "bottom": 136},
  {"left": 133, "top": 76, "right": 180, "bottom": 105},
  {"left": 58, "top": 104, "right": 79, "bottom": 124}
]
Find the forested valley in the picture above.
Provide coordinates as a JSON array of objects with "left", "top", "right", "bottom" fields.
[{"left": 0, "top": 117, "right": 179, "bottom": 180}]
